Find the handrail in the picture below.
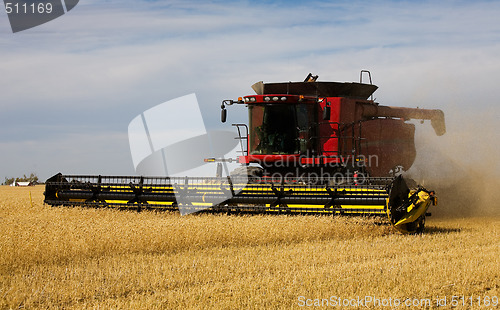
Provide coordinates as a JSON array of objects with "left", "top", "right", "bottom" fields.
[{"left": 232, "top": 124, "right": 249, "bottom": 157}]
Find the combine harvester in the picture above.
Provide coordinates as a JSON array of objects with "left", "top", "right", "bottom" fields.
[{"left": 44, "top": 72, "right": 445, "bottom": 233}]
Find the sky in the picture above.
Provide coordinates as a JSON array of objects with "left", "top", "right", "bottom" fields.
[{"left": 0, "top": 0, "right": 499, "bottom": 182}]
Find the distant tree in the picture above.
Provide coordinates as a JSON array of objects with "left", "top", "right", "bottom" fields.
[
  {"left": 3, "top": 177, "right": 15, "bottom": 185},
  {"left": 3, "top": 173, "right": 39, "bottom": 185}
]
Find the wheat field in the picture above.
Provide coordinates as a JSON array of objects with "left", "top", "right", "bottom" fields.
[{"left": 0, "top": 185, "right": 499, "bottom": 309}]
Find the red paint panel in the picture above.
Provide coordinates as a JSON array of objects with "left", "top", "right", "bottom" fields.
[
  {"left": 360, "top": 119, "right": 416, "bottom": 176},
  {"left": 319, "top": 97, "right": 342, "bottom": 156}
]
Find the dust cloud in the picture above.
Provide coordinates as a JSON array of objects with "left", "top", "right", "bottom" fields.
[{"left": 405, "top": 109, "right": 499, "bottom": 218}]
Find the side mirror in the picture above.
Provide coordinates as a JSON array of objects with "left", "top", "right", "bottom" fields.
[
  {"left": 322, "top": 106, "right": 331, "bottom": 121},
  {"left": 221, "top": 108, "right": 227, "bottom": 123}
]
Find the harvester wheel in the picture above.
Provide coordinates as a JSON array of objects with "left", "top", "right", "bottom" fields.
[
  {"left": 230, "top": 166, "right": 263, "bottom": 180},
  {"left": 405, "top": 215, "right": 426, "bottom": 234},
  {"left": 415, "top": 216, "right": 426, "bottom": 234}
]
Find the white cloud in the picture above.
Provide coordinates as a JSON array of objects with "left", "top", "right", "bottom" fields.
[{"left": 1, "top": 0, "right": 499, "bottom": 180}]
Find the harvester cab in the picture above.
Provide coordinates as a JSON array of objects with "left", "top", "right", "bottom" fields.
[{"left": 44, "top": 71, "right": 445, "bottom": 234}]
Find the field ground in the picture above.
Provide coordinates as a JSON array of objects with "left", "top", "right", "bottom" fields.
[{"left": 0, "top": 185, "right": 499, "bottom": 309}]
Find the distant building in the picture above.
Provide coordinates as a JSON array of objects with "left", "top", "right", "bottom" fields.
[{"left": 12, "top": 181, "right": 34, "bottom": 187}]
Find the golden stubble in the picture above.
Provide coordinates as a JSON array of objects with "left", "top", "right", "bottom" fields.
[{"left": 1, "top": 186, "right": 499, "bottom": 309}]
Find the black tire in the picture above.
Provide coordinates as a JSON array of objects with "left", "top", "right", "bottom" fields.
[
  {"left": 405, "top": 216, "right": 426, "bottom": 234},
  {"left": 230, "top": 166, "right": 263, "bottom": 179},
  {"left": 415, "top": 216, "right": 426, "bottom": 234}
]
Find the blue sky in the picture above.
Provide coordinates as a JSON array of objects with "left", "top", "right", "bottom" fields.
[{"left": 0, "top": 0, "right": 499, "bottom": 181}]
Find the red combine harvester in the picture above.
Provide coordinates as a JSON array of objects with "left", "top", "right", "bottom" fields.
[{"left": 44, "top": 72, "right": 445, "bottom": 233}]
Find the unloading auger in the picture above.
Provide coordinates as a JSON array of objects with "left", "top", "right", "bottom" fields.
[{"left": 44, "top": 72, "right": 444, "bottom": 233}]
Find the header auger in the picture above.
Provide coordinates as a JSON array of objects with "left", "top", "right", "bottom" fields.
[{"left": 44, "top": 71, "right": 445, "bottom": 233}]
